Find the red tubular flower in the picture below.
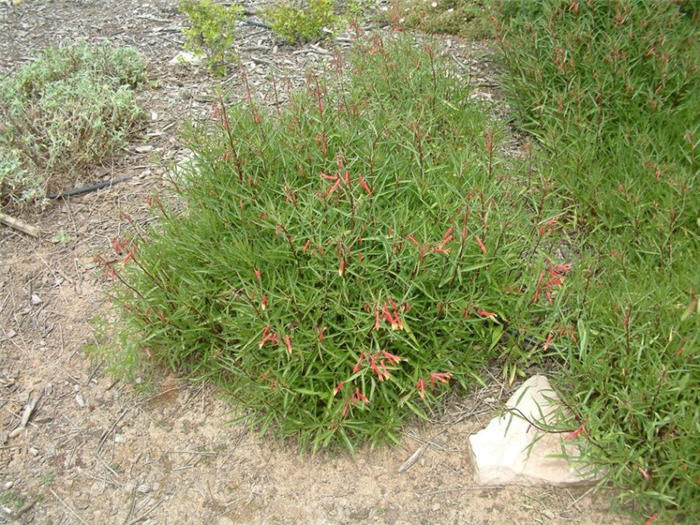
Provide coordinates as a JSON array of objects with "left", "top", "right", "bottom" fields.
[
  {"left": 284, "top": 334, "right": 293, "bottom": 354},
  {"left": 374, "top": 309, "right": 381, "bottom": 331},
  {"left": 382, "top": 351, "right": 401, "bottom": 364},
  {"left": 429, "top": 372, "right": 452, "bottom": 386},
  {"left": 354, "top": 388, "right": 369, "bottom": 403},
  {"left": 260, "top": 370, "right": 270, "bottom": 382},
  {"left": 383, "top": 304, "right": 394, "bottom": 325},
  {"left": 303, "top": 239, "right": 311, "bottom": 253},
  {"left": 380, "top": 359, "right": 390, "bottom": 379},
  {"left": 438, "top": 234, "right": 454, "bottom": 248},
  {"left": 353, "top": 352, "right": 365, "bottom": 374},
  {"left": 544, "top": 332, "right": 553, "bottom": 351},
  {"left": 112, "top": 237, "right": 127, "bottom": 254},
  {"left": 358, "top": 174, "right": 372, "bottom": 196},
  {"left": 416, "top": 378, "right": 426, "bottom": 398},
  {"left": 442, "top": 226, "right": 454, "bottom": 241},
  {"left": 545, "top": 290, "right": 554, "bottom": 305},
  {"left": 320, "top": 171, "right": 337, "bottom": 181},
  {"left": 333, "top": 381, "right": 345, "bottom": 396},
  {"left": 258, "top": 331, "right": 274, "bottom": 349},
  {"left": 370, "top": 356, "right": 384, "bottom": 381},
  {"left": 565, "top": 424, "right": 585, "bottom": 441},
  {"left": 407, "top": 234, "right": 420, "bottom": 247},
  {"left": 475, "top": 235, "right": 487, "bottom": 254},
  {"left": 477, "top": 309, "right": 497, "bottom": 318},
  {"left": 261, "top": 296, "right": 268, "bottom": 310},
  {"left": 338, "top": 259, "right": 346, "bottom": 277},
  {"left": 328, "top": 178, "right": 341, "bottom": 196},
  {"left": 254, "top": 268, "right": 261, "bottom": 280}
]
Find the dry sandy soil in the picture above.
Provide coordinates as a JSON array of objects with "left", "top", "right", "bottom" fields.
[{"left": 1, "top": 1, "right": 634, "bottom": 523}]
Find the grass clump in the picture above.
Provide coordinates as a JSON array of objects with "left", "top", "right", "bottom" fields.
[
  {"left": 383, "top": 0, "right": 493, "bottom": 39},
  {"left": 179, "top": 0, "right": 243, "bottom": 76},
  {"left": 496, "top": 1, "right": 698, "bottom": 520},
  {"left": 0, "top": 43, "right": 146, "bottom": 205},
  {"left": 109, "top": 35, "right": 564, "bottom": 451}
]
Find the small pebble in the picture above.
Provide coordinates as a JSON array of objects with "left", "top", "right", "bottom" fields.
[
  {"left": 29, "top": 447, "right": 39, "bottom": 456},
  {"left": 137, "top": 483, "right": 151, "bottom": 494},
  {"left": 30, "top": 293, "right": 42, "bottom": 305},
  {"left": 76, "top": 393, "right": 86, "bottom": 407}
]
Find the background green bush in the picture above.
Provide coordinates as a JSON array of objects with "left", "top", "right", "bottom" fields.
[
  {"left": 263, "top": 0, "right": 338, "bottom": 44},
  {"left": 179, "top": 0, "right": 242, "bottom": 76},
  {"left": 496, "top": 1, "right": 699, "bottom": 520}
]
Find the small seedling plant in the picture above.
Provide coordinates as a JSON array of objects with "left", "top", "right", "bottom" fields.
[{"left": 110, "top": 34, "right": 565, "bottom": 452}]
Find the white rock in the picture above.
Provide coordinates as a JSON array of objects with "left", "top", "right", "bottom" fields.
[
  {"left": 468, "top": 375, "right": 596, "bottom": 487},
  {"left": 75, "top": 392, "right": 86, "bottom": 407},
  {"left": 30, "top": 293, "right": 42, "bottom": 305},
  {"left": 168, "top": 51, "right": 203, "bottom": 67}
]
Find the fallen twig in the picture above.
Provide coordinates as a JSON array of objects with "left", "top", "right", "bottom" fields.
[
  {"left": 0, "top": 211, "right": 40, "bottom": 237},
  {"left": 49, "top": 488, "right": 89, "bottom": 525},
  {"left": 397, "top": 443, "right": 426, "bottom": 473},
  {"left": 8, "top": 389, "right": 42, "bottom": 438}
]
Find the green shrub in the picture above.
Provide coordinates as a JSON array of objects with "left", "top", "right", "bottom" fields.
[
  {"left": 110, "top": 35, "right": 560, "bottom": 451},
  {"left": 496, "top": 1, "right": 699, "bottom": 520},
  {"left": 179, "top": 0, "right": 243, "bottom": 76},
  {"left": 263, "top": 0, "right": 338, "bottom": 44},
  {"left": 0, "top": 42, "right": 146, "bottom": 205}
]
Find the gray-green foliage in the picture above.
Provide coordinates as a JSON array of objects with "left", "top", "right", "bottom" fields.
[{"left": 0, "top": 42, "right": 146, "bottom": 205}]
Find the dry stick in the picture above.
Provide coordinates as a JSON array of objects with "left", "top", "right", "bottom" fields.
[
  {"left": 397, "top": 443, "right": 427, "bottom": 473},
  {"left": 8, "top": 389, "right": 42, "bottom": 438},
  {"left": 126, "top": 498, "right": 165, "bottom": 525},
  {"left": 96, "top": 407, "right": 129, "bottom": 454},
  {"left": 49, "top": 489, "right": 89, "bottom": 525},
  {"left": 0, "top": 211, "right": 40, "bottom": 237}
]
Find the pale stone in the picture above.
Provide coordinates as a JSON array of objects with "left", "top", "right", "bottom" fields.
[
  {"left": 468, "top": 375, "right": 595, "bottom": 486},
  {"left": 168, "top": 51, "right": 203, "bottom": 67}
]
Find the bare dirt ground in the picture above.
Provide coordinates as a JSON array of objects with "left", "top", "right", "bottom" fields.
[{"left": 0, "top": 1, "right": 633, "bottom": 523}]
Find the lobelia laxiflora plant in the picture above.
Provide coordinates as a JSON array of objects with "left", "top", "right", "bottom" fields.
[
  {"left": 495, "top": 1, "right": 699, "bottom": 520},
  {"left": 109, "top": 34, "right": 565, "bottom": 451}
]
